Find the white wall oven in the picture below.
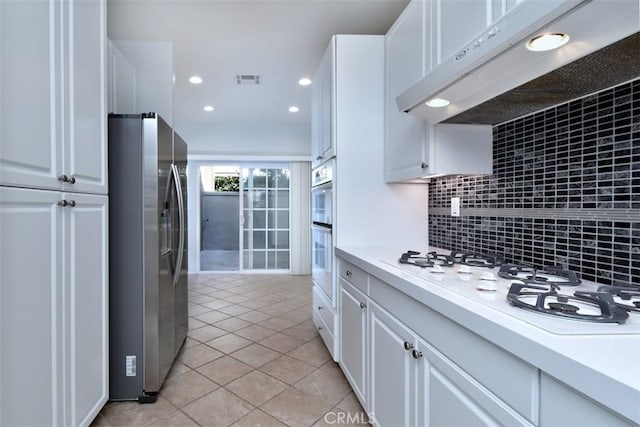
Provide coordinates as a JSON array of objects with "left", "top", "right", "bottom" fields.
[{"left": 311, "top": 160, "right": 334, "bottom": 300}]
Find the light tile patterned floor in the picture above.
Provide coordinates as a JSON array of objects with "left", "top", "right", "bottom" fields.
[{"left": 92, "top": 274, "right": 365, "bottom": 427}]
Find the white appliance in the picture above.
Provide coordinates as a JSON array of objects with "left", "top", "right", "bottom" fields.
[
  {"left": 387, "top": 251, "right": 640, "bottom": 335},
  {"left": 311, "top": 160, "right": 335, "bottom": 300},
  {"left": 396, "top": 0, "right": 640, "bottom": 124}
]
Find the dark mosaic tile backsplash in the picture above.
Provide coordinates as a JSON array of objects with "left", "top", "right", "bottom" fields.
[{"left": 428, "top": 79, "right": 640, "bottom": 286}]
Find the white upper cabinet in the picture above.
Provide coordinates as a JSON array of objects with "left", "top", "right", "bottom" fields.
[
  {"left": 384, "top": 0, "right": 431, "bottom": 182},
  {"left": 434, "top": 0, "right": 487, "bottom": 66},
  {"left": 0, "top": 0, "right": 107, "bottom": 195},
  {"left": 311, "top": 39, "right": 335, "bottom": 167},
  {"left": 0, "top": 0, "right": 63, "bottom": 191},
  {"left": 384, "top": 0, "right": 493, "bottom": 182},
  {"left": 434, "top": 0, "right": 520, "bottom": 65},
  {"left": 66, "top": 0, "right": 107, "bottom": 195}
]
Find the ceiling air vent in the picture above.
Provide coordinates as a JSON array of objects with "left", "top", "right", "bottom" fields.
[{"left": 236, "top": 74, "right": 260, "bottom": 85}]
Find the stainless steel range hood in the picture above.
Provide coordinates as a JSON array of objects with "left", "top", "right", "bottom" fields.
[{"left": 396, "top": 0, "right": 640, "bottom": 125}]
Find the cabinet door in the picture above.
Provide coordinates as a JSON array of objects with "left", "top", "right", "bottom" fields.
[
  {"left": 369, "top": 303, "right": 415, "bottom": 427},
  {"left": 64, "top": 193, "right": 108, "bottom": 426},
  {"left": 312, "top": 39, "right": 334, "bottom": 167},
  {"left": 434, "top": 0, "right": 487, "bottom": 65},
  {"left": 64, "top": 0, "right": 107, "bottom": 195},
  {"left": 319, "top": 39, "right": 334, "bottom": 162},
  {"left": 311, "top": 68, "right": 322, "bottom": 165},
  {"left": 339, "top": 279, "right": 368, "bottom": 406},
  {"left": 384, "top": 0, "right": 430, "bottom": 182},
  {"left": 429, "top": 366, "right": 501, "bottom": 426},
  {"left": 0, "top": 0, "right": 63, "bottom": 191},
  {"left": 419, "top": 338, "right": 532, "bottom": 427},
  {"left": 489, "top": 0, "right": 519, "bottom": 24},
  {"left": 0, "top": 187, "right": 63, "bottom": 426}
]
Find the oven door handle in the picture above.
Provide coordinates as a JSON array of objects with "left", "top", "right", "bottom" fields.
[
  {"left": 312, "top": 222, "right": 332, "bottom": 231},
  {"left": 311, "top": 181, "right": 333, "bottom": 192}
]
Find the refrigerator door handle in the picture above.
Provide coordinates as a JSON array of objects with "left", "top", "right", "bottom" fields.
[{"left": 171, "top": 164, "right": 185, "bottom": 287}]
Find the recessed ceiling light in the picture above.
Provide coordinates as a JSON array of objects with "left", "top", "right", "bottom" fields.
[
  {"left": 288, "top": 106, "right": 300, "bottom": 113},
  {"left": 203, "top": 105, "right": 214, "bottom": 112},
  {"left": 298, "top": 78, "right": 312, "bottom": 86},
  {"left": 526, "top": 33, "right": 570, "bottom": 52},
  {"left": 189, "top": 75, "right": 203, "bottom": 84},
  {"left": 425, "top": 98, "right": 450, "bottom": 108}
]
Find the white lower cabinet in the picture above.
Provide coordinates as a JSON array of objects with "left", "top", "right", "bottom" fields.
[
  {"left": 369, "top": 302, "right": 419, "bottom": 427},
  {"left": 313, "top": 285, "right": 338, "bottom": 360},
  {"left": 339, "top": 279, "right": 368, "bottom": 406},
  {"left": 367, "top": 301, "right": 532, "bottom": 427},
  {"left": 0, "top": 187, "right": 108, "bottom": 426},
  {"left": 337, "top": 254, "right": 636, "bottom": 426},
  {"left": 338, "top": 255, "right": 534, "bottom": 427},
  {"left": 539, "top": 373, "right": 634, "bottom": 426},
  {"left": 422, "top": 339, "right": 532, "bottom": 427}
]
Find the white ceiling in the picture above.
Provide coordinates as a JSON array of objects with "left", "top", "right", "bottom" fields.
[{"left": 107, "top": 0, "right": 409, "bottom": 129}]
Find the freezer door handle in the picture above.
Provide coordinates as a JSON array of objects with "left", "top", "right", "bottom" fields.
[{"left": 171, "top": 163, "right": 185, "bottom": 288}]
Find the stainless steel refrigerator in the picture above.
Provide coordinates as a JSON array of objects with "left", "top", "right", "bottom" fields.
[{"left": 108, "top": 113, "right": 188, "bottom": 402}]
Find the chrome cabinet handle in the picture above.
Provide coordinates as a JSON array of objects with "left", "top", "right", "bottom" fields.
[
  {"left": 346, "top": 270, "right": 352, "bottom": 277},
  {"left": 57, "top": 174, "right": 76, "bottom": 184},
  {"left": 316, "top": 155, "right": 323, "bottom": 160},
  {"left": 403, "top": 341, "right": 414, "bottom": 351},
  {"left": 318, "top": 306, "right": 323, "bottom": 310},
  {"left": 318, "top": 326, "right": 323, "bottom": 331},
  {"left": 420, "top": 162, "right": 428, "bottom": 169},
  {"left": 359, "top": 302, "right": 366, "bottom": 309},
  {"left": 57, "top": 200, "right": 76, "bottom": 207},
  {"left": 412, "top": 349, "right": 423, "bottom": 359}
]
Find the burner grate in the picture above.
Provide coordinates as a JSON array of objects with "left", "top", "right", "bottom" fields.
[
  {"left": 450, "top": 251, "right": 504, "bottom": 268},
  {"left": 399, "top": 250, "right": 454, "bottom": 268},
  {"left": 596, "top": 286, "right": 640, "bottom": 313},
  {"left": 498, "top": 264, "right": 581, "bottom": 286},
  {"left": 507, "top": 283, "right": 628, "bottom": 324}
]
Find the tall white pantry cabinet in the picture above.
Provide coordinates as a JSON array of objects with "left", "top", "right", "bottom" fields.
[{"left": 0, "top": 1, "right": 109, "bottom": 426}]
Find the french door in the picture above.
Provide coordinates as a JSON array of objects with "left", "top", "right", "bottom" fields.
[
  {"left": 241, "top": 167, "right": 290, "bottom": 271},
  {"left": 197, "top": 163, "right": 290, "bottom": 272}
]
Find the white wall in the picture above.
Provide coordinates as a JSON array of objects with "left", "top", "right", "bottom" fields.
[
  {"left": 177, "top": 121, "right": 311, "bottom": 157},
  {"left": 107, "top": 41, "right": 137, "bottom": 114},
  {"left": 111, "top": 40, "right": 174, "bottom": 125}
]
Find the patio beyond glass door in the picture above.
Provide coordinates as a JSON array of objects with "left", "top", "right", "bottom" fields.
[{"left": 242, "top": 167, "right": 290, "bottom": 271}]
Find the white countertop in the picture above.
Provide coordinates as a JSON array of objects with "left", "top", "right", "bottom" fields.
[{"left": 335, "top": 245, "right": 640, "bottom": 424}]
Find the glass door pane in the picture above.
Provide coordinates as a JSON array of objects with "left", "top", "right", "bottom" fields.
[
  {"left": 199, "top": 164, "right": 240, "bottom": 271},
  {"left": 241, "top": 167, "right": 290, "bottom": 271}
]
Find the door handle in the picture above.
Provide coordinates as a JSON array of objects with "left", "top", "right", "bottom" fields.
[{"left": 172, "top": 164, "right": 185, "bottom": 287}]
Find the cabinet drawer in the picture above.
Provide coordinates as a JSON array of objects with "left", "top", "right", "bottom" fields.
[
  {"left": 313, "top": 285, "right": 335, "bottom": 335},
  {"left": 338, "top": 259, "right": 368, "bottom": 294},
  {"left": 313, "top": 305, "right": 337, "bottom": 360}
]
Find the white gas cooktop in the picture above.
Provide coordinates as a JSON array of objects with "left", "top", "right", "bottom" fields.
[{"left": 381, "top": 259, "right": 640, "bottom": 336}]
